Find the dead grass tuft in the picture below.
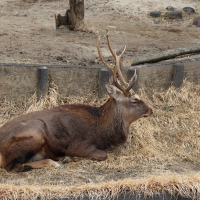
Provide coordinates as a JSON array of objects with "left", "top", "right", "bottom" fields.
[
  {"left": 26, "top": 84, "right": 60, "bottom": 113},
  {"left": 0, "top": 80, "right": 200, "bottom": 199}
]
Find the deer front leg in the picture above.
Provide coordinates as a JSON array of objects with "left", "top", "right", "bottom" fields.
[
  {"left": 89, "top": 148, "right": 107, "bottom": 161},
  {"left": 63, "top": 147, "right": 107, "bottom": 163},
  {"left": 14, "top": 159, "right": 64, "bottom": 172}
]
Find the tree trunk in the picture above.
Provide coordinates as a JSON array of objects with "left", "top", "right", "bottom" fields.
[{"left": 55, "top": 0, "right": 84, "bottom": 30}]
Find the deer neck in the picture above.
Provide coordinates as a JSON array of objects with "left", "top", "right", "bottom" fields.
[{"left": 99, "top": 98, "right": 130, "bottom": 138}]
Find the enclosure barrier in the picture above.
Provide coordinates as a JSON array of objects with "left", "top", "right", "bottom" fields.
[
  {"left": 50, "top": 193, "right": 196, "bottom": 200},
  {"left": 0, "top": 57, "right": 200, "bottom": 102}
]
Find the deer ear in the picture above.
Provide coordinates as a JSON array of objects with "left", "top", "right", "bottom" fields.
[{"left": 105, "top": 83, "right": 123, "bottom": 100}]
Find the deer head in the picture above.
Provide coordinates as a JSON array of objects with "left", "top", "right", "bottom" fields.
[{"left": 97, "top": 30, "right": 153, "bottom": 124}]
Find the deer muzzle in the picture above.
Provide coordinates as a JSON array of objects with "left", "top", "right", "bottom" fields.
[{"left": 142, "top": 109, "right": 153, "bottom": 118}]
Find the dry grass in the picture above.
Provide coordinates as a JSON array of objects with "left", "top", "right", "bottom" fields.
[
  {"left": 0, "top": 173, "right": 200, "bottom": 199},
  {"left": 0, "top": 80, "right": 200, "bottom": 199}
]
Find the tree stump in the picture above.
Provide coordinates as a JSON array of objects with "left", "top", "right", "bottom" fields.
[{"left": 55, "top": 0, "right": 84, "bottom": 30}]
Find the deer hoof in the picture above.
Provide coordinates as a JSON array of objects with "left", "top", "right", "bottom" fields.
[{"left": 57, "top": 165, "right": 65, "bottom": 170}]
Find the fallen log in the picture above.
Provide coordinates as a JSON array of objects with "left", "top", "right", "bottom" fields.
[{"left": 130, "top": 45, "right": 200, "bottom": 66}]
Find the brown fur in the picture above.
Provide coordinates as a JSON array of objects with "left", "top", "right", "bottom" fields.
[{"left": 0, "top": 88, "right": 152, "bottom": 172}]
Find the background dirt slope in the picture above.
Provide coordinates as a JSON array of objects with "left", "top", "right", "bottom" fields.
[{"left": 0, "top": 0, "right": 200, "bottom": 66}]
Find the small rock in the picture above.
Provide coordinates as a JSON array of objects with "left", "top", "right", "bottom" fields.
[
  {"left": 193, "top": 16, "right": 200, "bottom": 27},
  {"left": 183, "top": 7, "right": 195, "bottom": 14},
  {"left": 166, "top": 6, "right": 177, "bottom": 11},
  {"left": 150, "top": 11, "right": 162, "bottom": 17},
  {"left": 167, "top": 11, "right": 182, "bottom": 19},
  {"left": 154, "top": 19, "right": 160, "bottom": 24}
]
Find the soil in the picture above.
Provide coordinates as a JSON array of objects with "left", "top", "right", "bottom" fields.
[{"left": 0, "top": 0, "right": 200, "bottom": 67}]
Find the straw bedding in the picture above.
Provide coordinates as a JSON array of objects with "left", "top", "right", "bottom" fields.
[{"left": 0, "top": 80, "right": 200, "bottom": 200}]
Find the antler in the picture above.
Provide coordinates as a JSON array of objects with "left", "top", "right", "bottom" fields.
[
  {"left": 97, "top": 30, "right": 137, "bottom": 95},
  {"left": 97, "top": 37, "right": 127, "bottom": 95},
  {"left": 106, "top": 30, "right": 137, "bottom": 94}
]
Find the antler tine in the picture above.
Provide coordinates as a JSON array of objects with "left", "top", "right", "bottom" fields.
[
  {"left": 119, "top": 45, "right": 126, "bottom": 59},
  {"left": 106, "top": 29, "right": 126, "bottom": 60},
  {"left": 97, "top": 37, "right": 113, "bottom": 72},
  {"left": 97, "top": 36, "right": 128, "bottom": 95},
  {"left": 125, "top": 70, "right": 137, "bottom": 93},
  {"left": 115, "top": 55, "right": 127, "bottom": 88},
  {"left": 106, "top": 29, "right": 116, "bottom": 58}
]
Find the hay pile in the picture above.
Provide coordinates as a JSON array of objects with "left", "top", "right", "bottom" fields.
[{"left": 0, "top": 80, "right": 200, "bottom": 199}]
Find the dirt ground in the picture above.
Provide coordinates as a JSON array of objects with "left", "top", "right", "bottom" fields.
[{"left": 0, "top": 0, "right": 200, "bottom": 67}]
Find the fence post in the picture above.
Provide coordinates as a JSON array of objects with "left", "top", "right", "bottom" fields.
[
  {"left": 37, "top": 66, "right": 49, "bottom": 98},
  {"left": 172, "top": 63, "right": 184, "bottom": 88}
]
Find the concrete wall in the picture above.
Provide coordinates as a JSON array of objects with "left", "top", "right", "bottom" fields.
[
  {"left": 0, "top": 57, "right": 200, "bottom": 101},
  {"left": 184, "top": 59, "right": 200, "bottom": 84},
  {"left": 48, "top": 66, "right": 100, "bottom": 97},
  {"left": 138, "top": 58, "right": 200, "bottom": 93},
  {"left": 0, "top": 63, "right": 37, "bottom": 101}
]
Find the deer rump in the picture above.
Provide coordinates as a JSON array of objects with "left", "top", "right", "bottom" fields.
[{"left": 0, "top": 30, "right": 152, "bottom": 172}]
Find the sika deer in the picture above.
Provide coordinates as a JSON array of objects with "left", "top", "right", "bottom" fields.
[{"left": 0, "top": 30, "right": 152, "bottom": 172}]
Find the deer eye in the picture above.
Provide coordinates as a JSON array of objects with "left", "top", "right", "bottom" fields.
[{"left": 131, "top": 100, "right": 138, "bottom": 104}]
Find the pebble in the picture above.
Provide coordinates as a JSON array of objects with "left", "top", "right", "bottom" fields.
[
  {"left": 167, "top": 11, "right": 182, "bottom": 19},
  {"left": 150, "top": 11, "right": 162, "bottom": 17},
  {"left": 193, "top": 16, "right": 200, "bottom": 27},
  {"left": 154, "top": 19, "right": 160, "bottom": 24},
  {"left": 183, "top": 7, "right": 195, "bottom": 14},
  {"left": 166, "top": 6, "right": 177, "bottom": 11}
]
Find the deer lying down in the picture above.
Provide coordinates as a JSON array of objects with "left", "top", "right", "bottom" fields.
[{"left": 0, "top": 31, "right": 153, "bottom": 172}]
